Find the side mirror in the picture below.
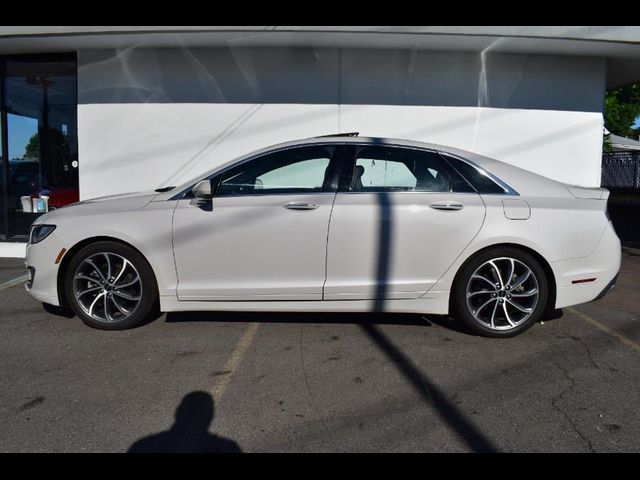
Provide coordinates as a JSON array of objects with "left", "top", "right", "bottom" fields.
[{"left": 192, "top": 180, "right": 212, "bottom": 199}]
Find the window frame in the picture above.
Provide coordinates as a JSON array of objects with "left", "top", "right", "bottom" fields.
[
  {"left": 338, "top": 144, "right": 476, "bottom": 194},
  {"left": 171, "top": 141, "right": 519, "bottom": 200},
  {"left": 337, "top": 143, "right": 518, "bottom": 196},
  {"left": 173, "top": 142, "right": 348, "bottom": 200},
  {"left": 438, "top": 152, "right": 519, "bottom": 196},
  {"left": 0, "top": 52, "right": 78, "bottom": 241}
]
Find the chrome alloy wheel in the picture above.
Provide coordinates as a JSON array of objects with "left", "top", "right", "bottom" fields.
[
  {"left": 72, "top": 252, "right": 142, "bottom": 323},
  {"left": 465, "top": 257, "right": 539, "bottom": 331}
]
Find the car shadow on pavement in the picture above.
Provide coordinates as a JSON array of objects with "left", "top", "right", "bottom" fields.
[
  {"left": 128, "top": 391, "right": 241, "bottom": 453},
  {"left": 41, "top": 302, "right": 75, "bottom": 318},
  {"left": 165, "top": 310, "right": 435, "bottom": 327}
]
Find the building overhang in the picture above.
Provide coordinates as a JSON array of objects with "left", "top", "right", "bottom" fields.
[{"left": 1, "top": 26, "right": 639, "bottom": 88}]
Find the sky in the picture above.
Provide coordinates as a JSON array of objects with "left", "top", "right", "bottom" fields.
[
  {"left": 7, "top": 113, "right": 38, "bottom": 160},
  {"left": 635, "top": 116, "right": 640, "bottom": 129}
]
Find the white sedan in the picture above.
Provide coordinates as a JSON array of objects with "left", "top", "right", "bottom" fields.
[{"left": 24, "top": 135, "right": 621, "bottom": 337}]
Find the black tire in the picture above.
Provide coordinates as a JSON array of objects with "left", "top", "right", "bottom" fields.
[
  {"left": 64, "top": 241, "right": 159, "bottom": 330},
  {"left": 452, "top": 247, "right": 549, "bottom": 338}
]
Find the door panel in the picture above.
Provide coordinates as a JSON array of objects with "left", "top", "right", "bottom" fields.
[
  {"left": 324, "top": 144, "right": 485, "bottom": 301},
  {"left": 173, "top": 193, "right": 335, "bottom": 300},
  {"left": 324, "top": 192, "right": 485, "bottom": 300},
  {"left": 172, "top": 143, "right": 343, "bottom": 301}
]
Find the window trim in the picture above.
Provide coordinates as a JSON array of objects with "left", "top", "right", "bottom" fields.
[
  {"left": 170, "top": 140, "right": 519, "bottom": 200},
  {"left": 171, "top": 142, "right": 347, "bottom": 200},
  {"left": 339, "top": 143, "right": 477, "bottom": 195},
  {"left": 337, "top": 142, "right": 518, "bottom": 196},
  {"left": 438, "top": 152, "right": 519, "bottom": 196},
  {"left": 0, "top": 52, "right": 78, "bottom": 241}
]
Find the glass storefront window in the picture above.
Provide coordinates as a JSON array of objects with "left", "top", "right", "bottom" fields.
[
  {"left": 0, "top": 54, "right": 78, "bottom": 240},
  {"left": 0, "top": 109, "right": 5, "bottom": 238}
]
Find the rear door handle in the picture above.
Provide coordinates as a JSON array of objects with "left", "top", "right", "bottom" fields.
[
  {"left": 284, "top": 202, "right": 319, "bottom": 210},
  {"left": 429, "top": 201, "right": 464, "bottom": 211}
]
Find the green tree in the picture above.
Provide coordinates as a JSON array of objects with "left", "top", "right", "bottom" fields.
[
  {"left": 24, "top": 132, "right": 39, "bottom": 159},
  {"left": 604, "top": 82, "right": 640, "bottom": 138}
]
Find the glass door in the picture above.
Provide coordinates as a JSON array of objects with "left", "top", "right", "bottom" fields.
[
  {"left": 0, "top": 53, "right": 78, "bottom": 241},
  {"left": 0, "top": 98, "right": 5, "bottom": 238}
]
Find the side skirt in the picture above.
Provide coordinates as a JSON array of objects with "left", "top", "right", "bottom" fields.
[{"left": 160, "top": 291, "right": 450, "bottom": 315}]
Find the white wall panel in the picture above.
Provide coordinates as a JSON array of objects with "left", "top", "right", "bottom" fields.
[
  {"left": 79, "top": 103, "right": 603, "bottom": 200},
  {"left": 78, "top": 103, "right": 339, "bottom": 199},
  {"left": 340, "top": 105, "right": 603, "bottom": 187},
  {"left": 76, "top": 47, "right": 607, "bottom": 200}
]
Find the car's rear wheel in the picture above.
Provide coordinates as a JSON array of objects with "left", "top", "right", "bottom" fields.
[
  {"left": 452, "top": 247, "right": 548, "bottom": 338},
  {"left": 64, "top": 241, "right": 158, "bottom": 330}
]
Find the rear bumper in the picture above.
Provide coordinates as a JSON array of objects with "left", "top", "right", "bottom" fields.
[
  {"left": 592, "top": 273, "right": 618, "bottom": 302},
  {"left": 552, "top": 222, "right": 621, "bottom": 309}
]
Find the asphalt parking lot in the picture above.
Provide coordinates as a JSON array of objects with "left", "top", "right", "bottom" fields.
[{"left": 0, "top": 250, "right": 639, "bottom": 453}]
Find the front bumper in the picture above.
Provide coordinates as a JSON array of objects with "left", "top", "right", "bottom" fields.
[{"left": 24, "top": 233, "right": 65, "bottom": 307}]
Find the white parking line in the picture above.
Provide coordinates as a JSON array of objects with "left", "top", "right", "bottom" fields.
[
  {"left": 211, "top": 322, "right": 260, "bottom": 404},
  {"left": 567, "top": 307, "right": 640, "bottom": 354},
  {"left": 0, "top": 274, "right": 29, "bottom": 292}
]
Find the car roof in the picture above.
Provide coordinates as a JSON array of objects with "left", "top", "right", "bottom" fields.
[
  {"left": 244, "top": 135, "right": 504, "bottom": 171},
  {"left": 267, "top": 135, "right": 468, "bottom": 154}
]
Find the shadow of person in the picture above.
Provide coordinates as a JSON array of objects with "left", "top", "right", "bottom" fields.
[{"left": 128, "top": 391, "right": 241, "bottom": 453}]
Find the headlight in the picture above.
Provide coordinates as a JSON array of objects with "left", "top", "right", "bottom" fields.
[{"left": 29, "top": 224, "right": 56, "bottom": 244}]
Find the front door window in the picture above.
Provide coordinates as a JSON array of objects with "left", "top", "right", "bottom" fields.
[{"left": 217, "top": 145, "right": 337, "bottom": 197}]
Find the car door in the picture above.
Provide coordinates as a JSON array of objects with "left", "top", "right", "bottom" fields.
[
  {"left": 172, "top": 144, "right": 344, "bottom": 301},
  {"left": 323, "top": 144, "right": 486, "bottom": 301}
]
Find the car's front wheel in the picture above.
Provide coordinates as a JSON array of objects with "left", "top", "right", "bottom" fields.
[
  {"left": 64, "top": 241, "right": 159, "bottom": 330},
  {"left": 452, "top": 247, "right": 548, "bottom": 338}
]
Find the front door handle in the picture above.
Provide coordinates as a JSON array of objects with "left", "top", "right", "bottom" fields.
[
  {"left": 284, "top": 202, "right": 319, "bottom": 210},
  {"left": 429, "top": 201, "right": 464, "bottom": 211}
]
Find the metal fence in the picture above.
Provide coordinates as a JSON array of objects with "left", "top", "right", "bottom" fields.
[{"left": 601, "top": 151, "right": 640, "bottom": 189}]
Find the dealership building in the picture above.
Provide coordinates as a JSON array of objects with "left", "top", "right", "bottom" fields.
[{"left": 1, "top": 26, "right": 639, "bottom": 257}]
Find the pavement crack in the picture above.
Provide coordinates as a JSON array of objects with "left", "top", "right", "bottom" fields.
[
  {"left": 550, "top": 320, "right": 600, "bottom": 370},
  {"left": 550, "top": 359, "right": 595, "bottom": 453},
  {"left": 571, "top": 335, "right": 600, "bottom": 370},
  {"left": 555, "top": 333, "right": 600, "bottom": 370}
]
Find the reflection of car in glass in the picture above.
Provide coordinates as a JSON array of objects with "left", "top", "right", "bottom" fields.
[{"left": 25, "top": 135, "right": 621, "bottom": 337}]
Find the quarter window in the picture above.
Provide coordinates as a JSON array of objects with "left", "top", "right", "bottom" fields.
[
  {"left": 441, "top": 155, "right": 509, "bottom": 194},
  {"left": 218, "top": 146, "right": 335, "bottom": 197}
]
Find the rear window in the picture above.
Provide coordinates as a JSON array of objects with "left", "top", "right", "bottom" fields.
[{"left": 442, "top": 155, "right": 509, "bottom": 194}]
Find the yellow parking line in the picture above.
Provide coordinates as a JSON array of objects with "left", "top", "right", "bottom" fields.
[
  {"left": 211, "top": 322, "right": 260, "bottom": 404},
  {"left": 567, "top": 307, "right": 640, "bottom": 354},
  {"left": 0, "top": 274, "right": 28, "bottom": 291}
]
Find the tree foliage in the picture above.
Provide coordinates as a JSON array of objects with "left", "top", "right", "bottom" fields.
[
  {"left": 24, "top": 132, "right": 39, "bottom": 159},
  {"left": 604, "top": 83, "right": 640, "bottom": 139}
]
